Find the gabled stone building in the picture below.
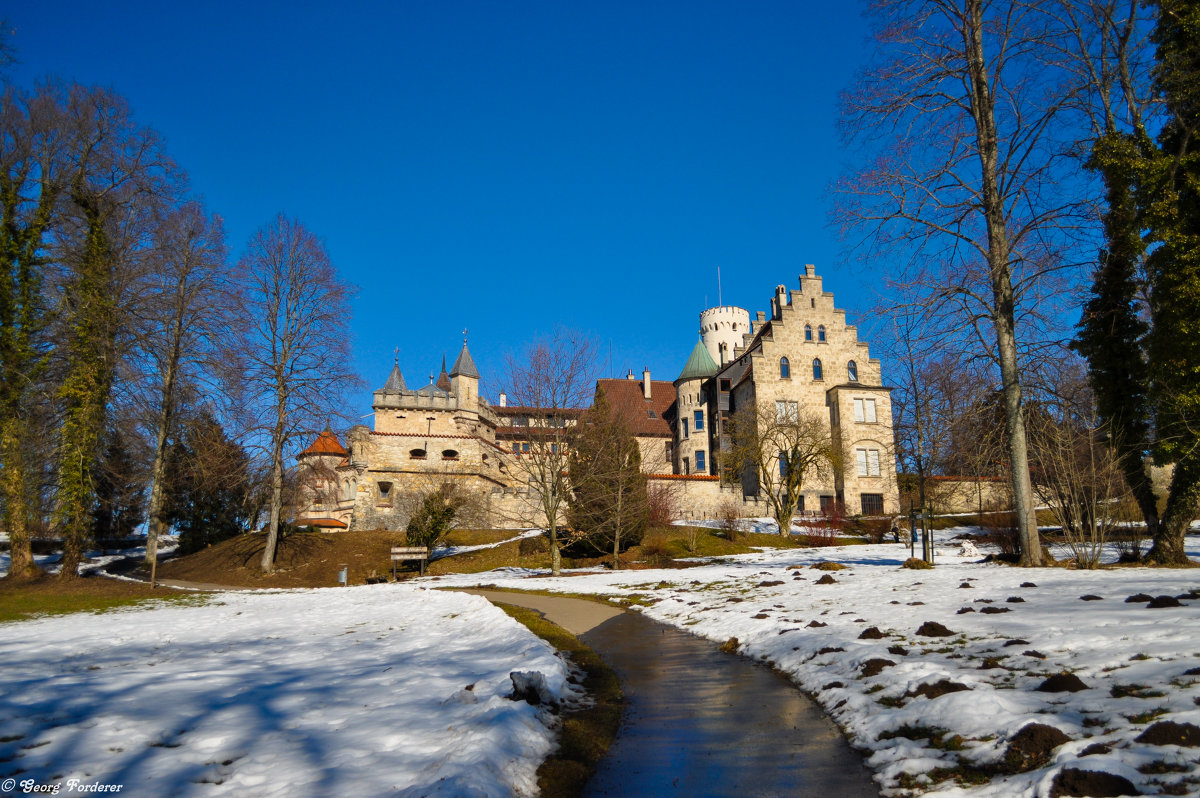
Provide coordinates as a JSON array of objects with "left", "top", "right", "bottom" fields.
[{"left": 294, "top": 265, "right": 898, "bottom": 530}]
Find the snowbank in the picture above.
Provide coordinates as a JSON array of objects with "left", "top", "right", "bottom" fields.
[
  {"left": 0, "top": 585, "right": 577, "bottom": 797},
  {"left": 432, "top": 538, "right": 1200, "bottom": 796}
]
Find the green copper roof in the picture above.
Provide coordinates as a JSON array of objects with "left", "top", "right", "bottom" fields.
[{"left": 676, "top": 340, "right": 718, "bottom": 382}]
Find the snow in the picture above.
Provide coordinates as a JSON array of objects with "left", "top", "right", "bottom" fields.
[
  {"left": 430, "top": 533, "right": 1200, "bottom": 796},
  {"left": 431, "top": 529, "right": 543, "bottom": 561},
  {"left": 0, "top": 541, "right": 178, "bottom": 578},
  {"left": 0, "top": 585, "right": 578, "bottom": 797}
]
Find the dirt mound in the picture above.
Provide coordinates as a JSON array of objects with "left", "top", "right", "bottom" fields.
[
  {"left": 815, "top": 574, "right": 838, "bottom": 584},
  {"left": 858, "top": 626, "right": 885, "bottom": 639},
  {"left": 1146, "top": 595, "right": 1183, "bottom": 608},
  {"left": 860, "top": 658, "right": 895, "bottom": 677},
  {"left": 157, "top": 529, "right": 409, "bottom": 588},
  {"left": 907, "top": 680, "right": 969, "bottom": 700},
  {"left": 916, "top": 621, "right": 955, "bottom": 637},
  {"left": 1080, "top": 595, "right": 1104, "bottom": 601},
  {"left": 1003, "top": 723, "right": 1070, "bottom": 772},
  {"left": 1050, "top": 768, "right": 1140, "bottom": 797},
  {"left": 1135, "top": 720, "right": 1200, "bottom": 747},
  {"left": 1036, "top": 673, "right": 1089, "bottom": 693}
]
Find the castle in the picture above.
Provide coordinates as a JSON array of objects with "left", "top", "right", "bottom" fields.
[{"left": 295, "top": 265, "right": 898, "bottom": 530}]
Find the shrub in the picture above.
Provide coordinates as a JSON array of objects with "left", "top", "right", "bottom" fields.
[
  {"left": 647, "top": 483, "right": 678, "bottom": 527},
  {"left": 902, "top": 557, "right": 933, "bottom": 570},
  {"left": 405, "top": 485, "right": 461, "bottom": 549},
  {"left": 716, "top": 497, "right": 745, "bottom": 541}
]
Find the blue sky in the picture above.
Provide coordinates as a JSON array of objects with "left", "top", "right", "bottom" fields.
[{"left": 9, "top": 1, "right": 880, "bottom": 410}]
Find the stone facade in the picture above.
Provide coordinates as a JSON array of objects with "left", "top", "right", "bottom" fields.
[{"left": 294, "top": 266, "right": 899, "bottom": 530}]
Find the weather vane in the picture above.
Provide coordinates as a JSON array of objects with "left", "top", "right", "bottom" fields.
[{"left": 462, "top": 328, "right": 468, "bottom": 344}]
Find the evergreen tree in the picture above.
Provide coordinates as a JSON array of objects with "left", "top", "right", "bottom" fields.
[
  {"left": 1141, "top": 0, "right": 1200, "bottom": 563},
  {"left": 90, "top": 428, "right": 146, "bottom": 539},
  {"left": 163, "top": 412, "right": 252, "bottom": 555},
  {"left": 568, "top": 389, "right": 649, "bottom": 568},
  {"left": 1077, "top": 0, "right": 1200, "bottom": 564}
]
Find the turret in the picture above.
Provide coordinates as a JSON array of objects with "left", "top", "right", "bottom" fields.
[
  {"left": 673, "top": 340, "right": 718, "bottom": 475},
  {"left": 449, "top": 340, "right": 480, "bottom": 405}
]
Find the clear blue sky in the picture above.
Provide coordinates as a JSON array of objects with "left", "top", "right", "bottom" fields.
[{"left": 9, "top": 1, "right": 881, "bottom": 411}]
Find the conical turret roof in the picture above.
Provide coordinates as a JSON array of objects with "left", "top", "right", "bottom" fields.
[
  {"left": 299, "top": 428, "right": 347, "bottom": 457},
  {"left": 381, "top": 361, "right": 407, "bottom": 392},
  {"left": 450, "top": 342, "right": 479, "bottom": 379},
  {"left": 676, "top": 340, "right": 718, "bottom": 382}
]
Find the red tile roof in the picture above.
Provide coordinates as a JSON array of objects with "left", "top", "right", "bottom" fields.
[
  {"left": 646, "top": 473, "right": 720, "bottom": 482},
  {"left": 595, "top": 378, "right": 677, "bottom": 438},
  {"left": 301, "top": 517, "right": 348, "bottom": 529},
  {"left": 299, "top": 430, "right": 348, "bottom": 457}
]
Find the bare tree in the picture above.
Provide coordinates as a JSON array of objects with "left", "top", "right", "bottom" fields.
[
  {"left": 53, "top": 84, "right": 181, "bottom": 579},
  {"left": 235, "top": 215, "right": 358, "bottom": 573},
  {"left": 725, "top": 403, "right": 839, "bottom": 536},
  {"left": 1028, "top": 360, "right": 1133, "bottom": 567},
  {"left": 568, "top": 387, "right": 650, "bottom": 570},
  {"left": 132, "top": 202, "right": 229, "bottom": 583},
  {"left": 504, "top": 328, "right": 598, "bottom": 576},
  {"left": 838, "top": 0, "right": 1099, "bottom": 565}
]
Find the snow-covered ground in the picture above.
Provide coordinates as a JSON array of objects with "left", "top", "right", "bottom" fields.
[
  {"left": 0, "top": 585, "right": 578, "bottom": 798},
  {"left": 431, "top": 529, "right": 543, "bottom": 561},
  {"left": 431, "top": 533, "right": 1200, "bottom": 797},
  {"left": 0, "top": 540, "right": 179, "bottom": 578}
]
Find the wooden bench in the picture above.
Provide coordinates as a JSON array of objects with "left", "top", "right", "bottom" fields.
[{"left": 391, "top": 546, "right": 429, "bottom": 578}]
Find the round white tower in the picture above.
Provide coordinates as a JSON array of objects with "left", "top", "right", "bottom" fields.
[{"left": 699, "top": 306, "right": 751, "bottom": 366}]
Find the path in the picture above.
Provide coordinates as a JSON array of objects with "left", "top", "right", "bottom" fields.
[{"left": 469, "top": 590, "right": 878, "bottom": 798}]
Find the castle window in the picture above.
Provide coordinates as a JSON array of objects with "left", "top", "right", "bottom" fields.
[
  {"left": 694, "top": 410, "right": 704, "bottom": 431},
  {"left": 856, "top": 448, "right": 881, "bottom": 477},
  {"left": 648, "top": 409, "right": 657, "bottom": 418},
  {"left": 780, "top": 357, "right": 790, "bottom": 379},
  {"left": 409, "top": 448, "right": 426, "bottom": 459},
  {"left": 848, "top": 360, "right": 859, "bottom": 382},
  {"left": 377, "top": 481, "right": 393, "bottom": 505},
  {"left": 522, "top": 442, "right": 530, "bottom": 453},
  {"left": 861, "top": 493, "right": 884, "bottom": 515},
  {"left": 442, "top": 449, "right": 459, "bottom": 460},
  {"left": 812, "top": 358, "right": 823, "bottom": 381},
  {"left": 682, "top": 418, "right": 689, "bottom": 438},
  {"left": 804, "top": 325, "right": 812, "bottom": 341},
  {"left": 695, "top": 450, "right": 706, "bottom": 471},
  {"left": 779, "top": 454, "right": 787, "bottom": 478},
  {"left": 683, "top": 457, "right": 690, "bottom": 475},
  {"left": 512, "top": 442, "right": 520, "bottom": 453},
  {"left": 853, "top": 398, "right": 877, "bottom": 423},
  {"left": 818, "top": 325, "right": 826, "bottom": 342},
  {"left": 719, "top": 378, "right": 731, "bottom": 392}
]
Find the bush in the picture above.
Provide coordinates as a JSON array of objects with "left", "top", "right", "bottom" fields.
[
  {"left": 902, "top": 557, "right": 933, "bottom": 570},
  {"left": 716, "top": 497, "right": 745, "bottom": 541},
  {"left": 405, "top": 485, "right": 461, "bottom": 549},
  {"left": 647, "top": 483, "right": 678, "bottom": 527},
  {"left": 979, "top": 511, "right": 1021, "bottom": 557}
]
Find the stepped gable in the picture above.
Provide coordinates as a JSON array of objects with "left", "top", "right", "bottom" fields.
[
  {"left": 299, "top": 428, "right": 347, "bottom": 457},
  {"left": 676, "top": 339, "right": 719, "bottom": 382},
  {"left": 450, "top": 342, "right": 479, "bottom": 379}
]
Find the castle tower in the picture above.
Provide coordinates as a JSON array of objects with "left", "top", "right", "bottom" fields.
[
  {"left": 699, "top": 305, "right": 751, "bottom": 366},
  {"left": 674, "top": 340, "right": 719, "bottom": 475},
  {"left": 449, "top": 339, "right": 480, "bottom": 406}
]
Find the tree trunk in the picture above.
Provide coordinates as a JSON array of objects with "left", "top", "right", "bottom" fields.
[
  {"left": 963, "top": 0, "right": 1041, "bottom": 566},
  {"left": 0, "top": 421, "right": 40, "bottom": 581},
  {"left": 261, "top": 398, "right": 287, "bottom": 573},
  {"left": 1151, "top": 449, "right": 1200, "bottom": 565}
]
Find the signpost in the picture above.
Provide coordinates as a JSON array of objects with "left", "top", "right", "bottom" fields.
[{"left": 391, "top": 546, "right": 429, "bottom": 577}]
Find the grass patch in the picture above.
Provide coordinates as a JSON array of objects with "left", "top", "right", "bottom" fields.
[
  {"left": 442, "top": 528, "right": 520, "bottom": 547},
  {"left": 0, "top": 576, "right": 206, "bottom": 624},
  {"left": 493, "top": 604, "right": 623, "bottom": 798}
]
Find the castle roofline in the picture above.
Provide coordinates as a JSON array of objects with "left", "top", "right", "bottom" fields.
[{"left": 675, "top": 339, "right": 719, "bottom": 382}]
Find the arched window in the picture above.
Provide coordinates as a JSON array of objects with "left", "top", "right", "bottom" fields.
[
  {"left": 812, "top": 358, "right": 823, "bottom": 381},
  {"left": 848, "top": 360, "right": 858, "bottom": 382},
  {"left": 442, "top": 449, "right": 459, "bottom": 460},
  {"left": 409, "top": 448, "right": 426, "bottom": 459},
  {"left": 342, "top": 478, "right": 352, "bottom": 501},
  {"left": 780, "top": 357, "right": 790, "bottom": 379},
  {"left": 817, "top": 325, "right": 826, "bottom": 342},
  {"left": 804, "top": 324, "right": 813, "bottom": 341}
]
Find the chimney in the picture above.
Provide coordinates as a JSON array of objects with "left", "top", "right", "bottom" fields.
[
  {"left": 804, "top": 263, "right": 816, "bottom": 277},
  {"left": 626, "top": 369, "right": 635, "bottom": 380},
  {"left": 642, "top": 367, "right": 652, "bottom": 400},
  {"left": 498, "top": 392, "right": 507, "bottom": 408}
]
